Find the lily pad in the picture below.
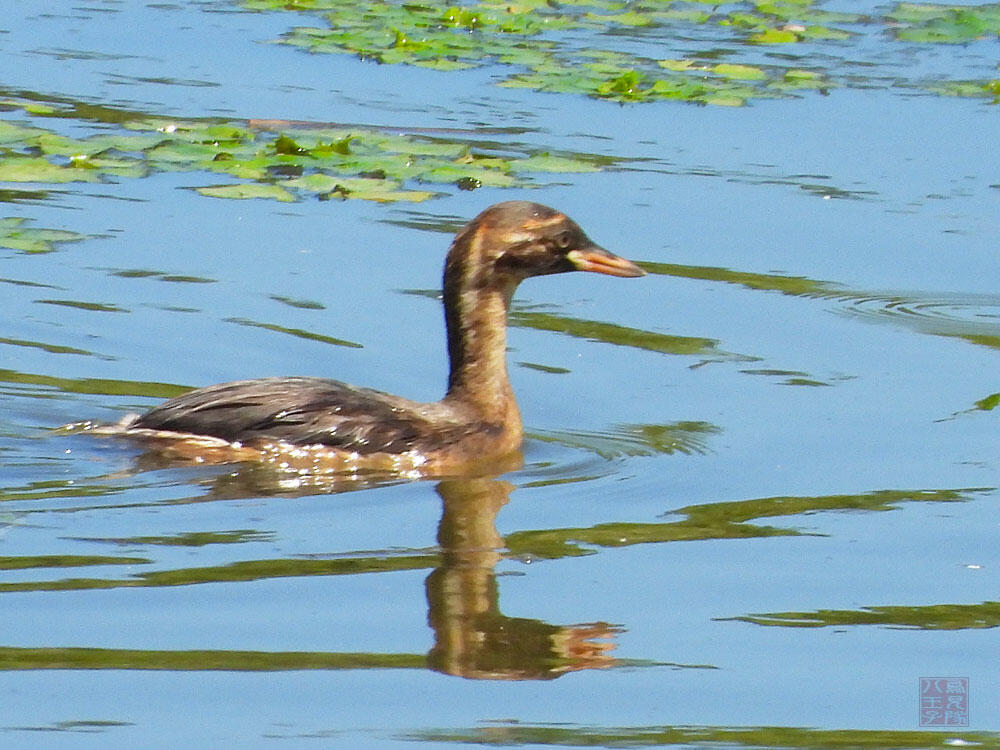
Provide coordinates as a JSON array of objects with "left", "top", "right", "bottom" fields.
[
  {"left": 0, "top": 217, "right": 87, "bottom": 254},
  {"left": 748, "top": 27, "right": 803, "bottom": 43},
  {"left": 512, "top": 153, "right": 602, "bottom": 173},
  {"left": 194, "top": 183, "right": 297, "bottom": 201},
  {"left": 0, "top": 157, "right": 101, "bottom": 184},
  {"left": 890, "top": 3, "right": 1000, "bottom": 42},
  {"left": 0, "top": 97, "right": 634, "bottom": 202},
  {"left": 712, "top": 63, "right": 769, "bottom": 81},
  {"left": 974, "top": 392, "right": 1000, "bottom": 411},
  {"left": 285, "top": 174, "right": 437, "bottom": 201},
  {"left": 239, "top": 0, "right": 1000, "bottom": 104}
]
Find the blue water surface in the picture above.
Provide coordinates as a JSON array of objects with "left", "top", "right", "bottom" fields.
[{"left": 1, "top": 1, "right": 999, "bottom": 747}]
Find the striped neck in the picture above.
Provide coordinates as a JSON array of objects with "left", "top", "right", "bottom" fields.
[{"left": 441, "top": 225, "right": 517, "bottom": 420}]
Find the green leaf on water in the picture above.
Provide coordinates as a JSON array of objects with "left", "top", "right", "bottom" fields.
[
  {"left": 586, "top": 10, "right": 654, "bottom": 27},
  {"left": 919, "top": 78, "right": 1000, "bottom": 99},
  {"left": 316, "top": 134, "right": 353, "bottom": 156},
  {"left": 797, "top": 24, "right": 852, "bottom": 40},
  {"left": 0, "top": 157, "right": 100, "bottom": 184},
  {"left": 367, "top": 134, "right": 466, "bottom": 158},
  {"left": 420, "top": 162, "right": 517, "bottom": 188},
  {"left": 274, "top": 134, "right": 311, "bottom": 155},
  {"left": 222, "top": 0, "right": 1000, "bottom": 105},
  {"left": 285, "top": 174, "right": 437, "bottom": 202},
  {"left": 0, "top": 217, "right": 87, "bottom": 254},
  {"left": 596, "top": 70, "right": 647, "bottom": 100},
  {"left": 0, "top": 96, "right": 636, "bottom": 201},
  {"left": 658, "top": 59, "right": 697, "bottom": 72},
  {"left": 512, "top": 153, "right": 601, "bottom": 173},
  {"left": 974, "top": 392, "right": 1000, "bottom": 411},
  {"left": 20, "top": 102, "right": 59, "bottom": 116},
  {"left": 147, "top": 139, "right": 229, "bottom": 165},
  {"left": 0, "top": 120, "right": 53, "bottom": 145},
  {"left": 195, "top": 183, "right": 298, "bottom": 202},
  {"left": 890, "top": 3, "right": 1000, "bottom": 43},
  {"left": 749, "top": 27, "right": 801, "bottom": 43},
  {"left": 712, "top": 63, "right": 768, "bottom": 80}
]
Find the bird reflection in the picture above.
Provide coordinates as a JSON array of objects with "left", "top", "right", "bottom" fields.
[
  {"left": 427, "top": 477, "right": 619, "bottom": 680},
  {"left": 99, "top": 445, "right": 621, "bottom": 680}
]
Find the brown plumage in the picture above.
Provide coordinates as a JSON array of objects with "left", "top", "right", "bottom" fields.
[{"left": 114, "top": 201, "right": 644, "bottom": 474}]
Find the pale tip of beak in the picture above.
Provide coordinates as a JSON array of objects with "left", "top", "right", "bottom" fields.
[{"left": 567, "top": 247, "right": 645, "bottom": 278}]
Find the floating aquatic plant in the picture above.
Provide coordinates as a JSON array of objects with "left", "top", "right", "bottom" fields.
[
  {"left": 0, "top": 217, "right": 87, "bottom": 254},
  {"left": 974, "top": 392, "right": 1000, "bottom": 411},
  {"left": 0, "top": 98, "right": 622, "bottom": 202},
  {"left": 240, "top": 0, "right": 1000, "bottom": 103},
  {"left": 888, "top": 2, "right": 1000, "bottom": 42},
  {"left": 727, "top": 600, "right": 1000, "bottom": 630}
]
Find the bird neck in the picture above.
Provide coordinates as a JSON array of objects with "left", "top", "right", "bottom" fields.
[
  {"left": 443, "top": 281, "right": 518, "bottom": 418},
  {"left": 441, "top": 240, "right": 519, "bottom": 425}
]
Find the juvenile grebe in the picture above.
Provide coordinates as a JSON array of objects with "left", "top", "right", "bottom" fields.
[{"left": 108, "top": 201, "right": 644, "bottom": 474}]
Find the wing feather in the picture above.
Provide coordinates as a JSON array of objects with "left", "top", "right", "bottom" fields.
[{"left": 131, "top": 376, "right": 449, "bottom": 453}]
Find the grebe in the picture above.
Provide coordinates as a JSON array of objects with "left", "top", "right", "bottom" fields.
[{"left": 103, "top": 201, "right": 644, "bottom": 475}]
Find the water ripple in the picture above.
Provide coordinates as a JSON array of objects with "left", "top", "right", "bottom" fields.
[
  {"left": 840, "top": 291, "right": 1000, "bottom": 349},
  {"left": 648, "top": 261, "right": 1000, "bottom": 351}
]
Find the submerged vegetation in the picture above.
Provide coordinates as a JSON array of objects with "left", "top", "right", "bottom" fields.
[{"left": 244, "top": 0, "right": 1000, "bottom": 104}]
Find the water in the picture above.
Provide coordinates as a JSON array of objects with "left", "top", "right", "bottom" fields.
[{"left": 2, "top": 0, "right": 1000, "bottom": 747}]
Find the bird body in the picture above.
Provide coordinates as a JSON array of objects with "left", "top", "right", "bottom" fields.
[{"left": 95, "top": 201, "right": 644, "bottom": 476}]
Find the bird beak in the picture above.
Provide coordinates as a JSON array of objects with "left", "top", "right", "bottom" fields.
[{"left": 567, "top": 245, "right": 646, "bottom": 278}]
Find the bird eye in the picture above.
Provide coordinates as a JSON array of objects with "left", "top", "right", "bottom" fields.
[{"left": 555, "top": 231, "right": 572, "bottom": 249}]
